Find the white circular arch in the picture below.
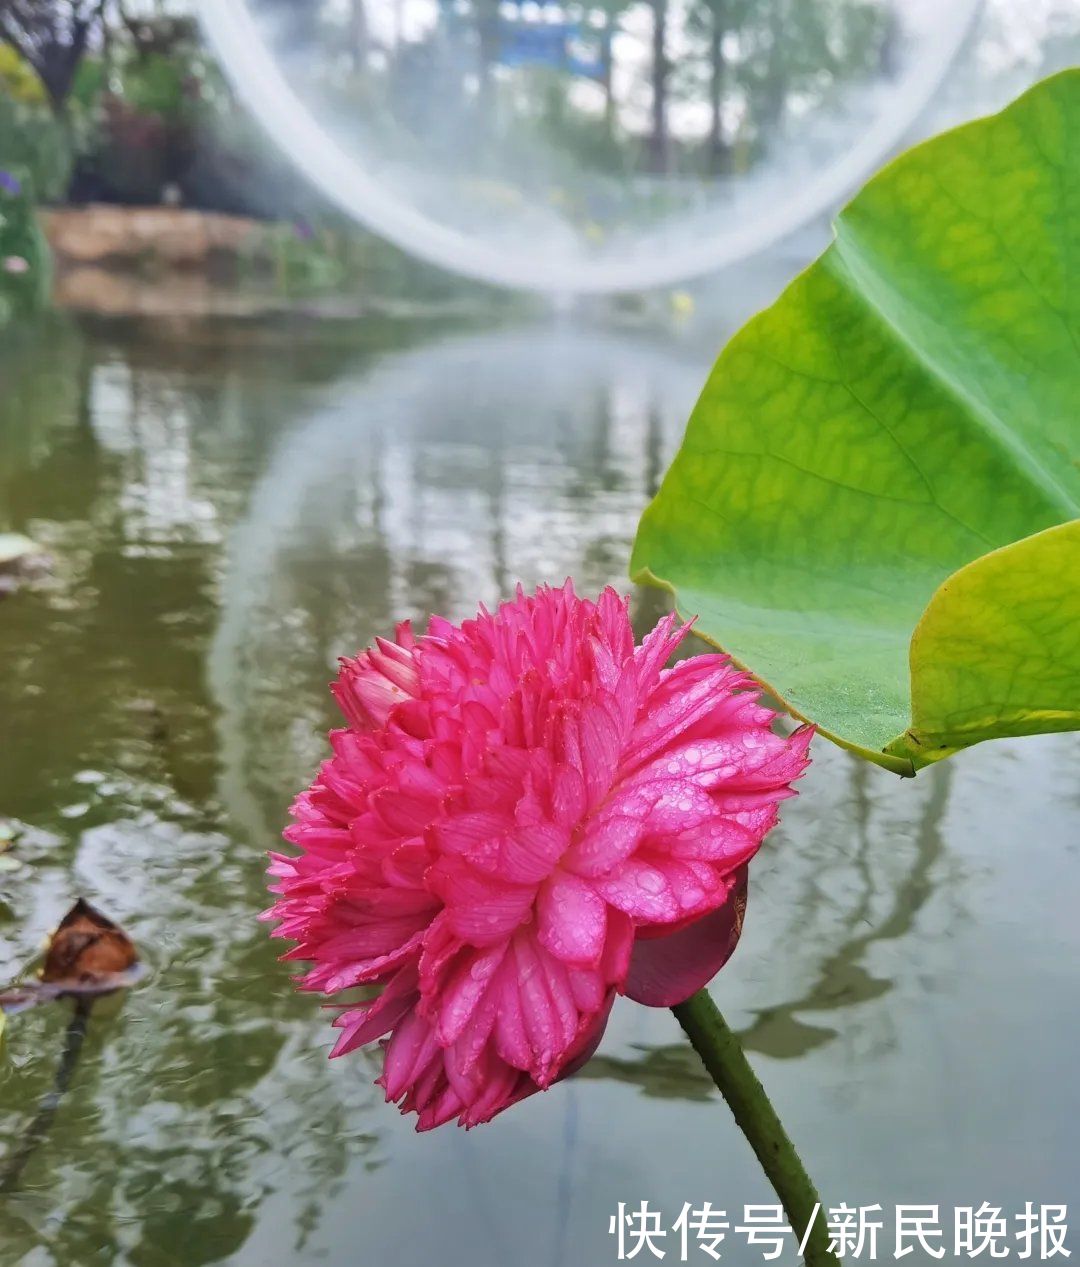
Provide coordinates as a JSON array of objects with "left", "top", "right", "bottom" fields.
[{"left": 198, "top": 0, "right": 980, "bottom": 294}]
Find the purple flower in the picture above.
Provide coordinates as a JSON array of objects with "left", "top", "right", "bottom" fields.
[{"left": 0, "top": 171, "right": 22, "bottom": 197}]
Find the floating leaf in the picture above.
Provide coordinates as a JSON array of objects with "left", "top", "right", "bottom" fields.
[
  {"left": 632, "top": 70, "right": 1080, "bottom": 773},
  {"left": 0, "top": 899, "right": 141, "bottom": 1014},
  {"left": 41, "top": 899, "right": 137, "bottom": 988}
]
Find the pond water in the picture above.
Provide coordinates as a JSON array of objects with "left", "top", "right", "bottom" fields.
[{"left": 0, "top": 307, "right": 1077, "bottom": 1267}]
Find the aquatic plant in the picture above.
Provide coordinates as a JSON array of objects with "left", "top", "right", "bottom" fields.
[
  {"left": 633, "top": 69, "right": 1080, "bottom": 773},
  {"left": 265, "top": 583, "right": 811, "bottom": 1129}
]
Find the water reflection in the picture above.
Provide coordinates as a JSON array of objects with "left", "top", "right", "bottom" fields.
[
  {"left": 739, "top": 760, "right": 955, "bottom": 1060},
  {"left": 0, "top": 313, "right": 1078, "bottom": 1267},
  {"left": 0, "top": 320, "right": 396, "bottom": 1263},
  {"left": 207, "top": 326, "right": 705, "bottom": 845},
  {"left": 580, "top": 1042, "right": 713, "bottom": 1102},
  {"left": 564, "top": 753, "right": 959, "bottom": 1103}
]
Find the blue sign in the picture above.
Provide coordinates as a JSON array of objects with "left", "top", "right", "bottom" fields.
[{"left": 497, "top": 17, "right": 602, "bottom": 78}]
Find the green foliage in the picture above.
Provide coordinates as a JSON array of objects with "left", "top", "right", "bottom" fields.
[
  {"left": 111, "top": 50, "right": 202, "bottom": 125},
  {"left": 0, "top": 168, "right": 48, "bottom": 324},
  {"left": 0, "top": 43, "right": 45, "bottom": 104},
  {"left": 0, "top": 94, "right": 72, "bottom": 203},
  {"left": 632, "top": 70, "right": 1080, "bottom": 773},
  {"left": 255, "top": 221, "right": 351, "bottom": 293}
]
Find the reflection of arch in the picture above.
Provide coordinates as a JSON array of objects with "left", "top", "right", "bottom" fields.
[
  {"left": 198, "top": 0, "right": 981, "bottom": 293},
  {"left": 207, "top": 325, "right": 703, "bottom": 848}
]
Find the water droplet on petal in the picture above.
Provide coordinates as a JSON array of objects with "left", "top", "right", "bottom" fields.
[{"left": 637, "top": 869, "right": 665, "bottom": 895}]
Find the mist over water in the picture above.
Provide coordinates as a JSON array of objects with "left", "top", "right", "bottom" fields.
[{"left": 198, "top": 0, "right": 1076, "bottom": 293}]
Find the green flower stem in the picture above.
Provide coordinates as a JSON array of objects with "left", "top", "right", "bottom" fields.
[{"left": 672, "top": 989, "right": 839, "bottom": 1267}]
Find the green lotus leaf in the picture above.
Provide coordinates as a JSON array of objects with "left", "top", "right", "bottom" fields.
[{"left": 632, "top": 70, "right": 1080, "bottom": 774}]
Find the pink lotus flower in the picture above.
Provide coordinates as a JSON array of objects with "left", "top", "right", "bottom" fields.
[{"left": 266, "top": 583, "right": 811, "bottom": 1130}]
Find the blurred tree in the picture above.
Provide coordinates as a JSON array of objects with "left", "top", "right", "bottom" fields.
[
  {"left": 744, "top": 0, "right": 889, "bottom": 133},
  {"left": 474, "top": 0, "right": 501, "bottom": 120},
  {"left": 697, "top": 0, "right": 734, "bottom": 174},
  {"left": 113, "top": 2, "right": 198, "bottom": 60},
  {"left": 594, "top": 0, "right": 632, "bottom": 140},
  {"left": 0, "top": 0, "right": 107, "bottom": 115},
  {"left": 678, "top": 0, "right": 889, "bottom": 175},
  {"left": 648, "top": 0, "right": 670, "bottom": 173},
  {"left": 257, "top": 0, "right": 325, "bottom": 50},
  {"left": 348, "top": 0, "right": 370, "bottom": 73}
]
